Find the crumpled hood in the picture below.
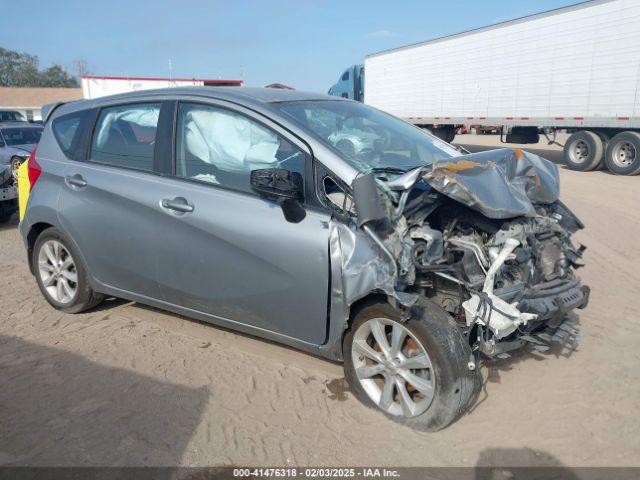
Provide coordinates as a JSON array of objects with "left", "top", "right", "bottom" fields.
[{"left": 421, "top": 148, "right": 559, "bottom": 219}]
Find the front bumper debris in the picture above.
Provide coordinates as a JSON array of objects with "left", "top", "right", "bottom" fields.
[
  {"left": 519, "top": 279, "right": 590, "bottom": 321},
  {"left": 482, "top": 314, "right": 582, "bottom": 357}
]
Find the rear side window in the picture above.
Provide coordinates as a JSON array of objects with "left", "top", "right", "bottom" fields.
[
  {"left": 90, "top": 103, "right": 160, "bottom": 172},
  {"left": 52, "top": 109, "right": 94, "bottom": 161}
]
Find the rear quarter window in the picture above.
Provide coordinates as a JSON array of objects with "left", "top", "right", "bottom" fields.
[{"left": 52, "top": 109, "right": 95, "bottom": 161}]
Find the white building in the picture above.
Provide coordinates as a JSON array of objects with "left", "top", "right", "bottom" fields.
[{"left": 80, "top": 75, "right": 243, "bottom": 99}]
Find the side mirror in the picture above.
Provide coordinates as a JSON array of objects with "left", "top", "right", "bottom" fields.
[
  {"left": 352, "top": 173, "right": 387, "bottom": 227},
  {"left": 250, "top": 168, "right": 303, "bottom": 201},
  {"left": 250, "top": 168, "right": 306, "bottom": 223}
]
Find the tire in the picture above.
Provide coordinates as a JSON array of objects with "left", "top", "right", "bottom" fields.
[
  {"left": 604, "top": 131, "right": 640, "bottom": 175},
  {"left": 593, "top": 132, "right": 610, "bottom": 170},
  {"left": 444, "top": 128, "right": 457, "bottom": 144},
  {"left": 429, "top": 127, "right": 456, "bottom": 144},
  {"left": 343, "top": 299, "right": 478, "bottom": 431},
  {"left": 563, "top": 130, "right": 604, "bottom": 171},
  {"left": 33, "top": 227, "right": 104, "bottom": 313}
]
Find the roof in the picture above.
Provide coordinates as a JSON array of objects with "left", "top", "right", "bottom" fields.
[
  {"left": 50, "top": 86, "right": 359, "bottom": 185},
  {"left": 367, "top": 0, "right": 615, "bottom": 58},
  {"left": 0, "top": 87, "right": 83, "bottom": 108},
  {"left": 75, "top": 86, "right": 338, "bottom": 109},
  {"left": 80, "top": 75, "right": 243, "bottom": 85}
]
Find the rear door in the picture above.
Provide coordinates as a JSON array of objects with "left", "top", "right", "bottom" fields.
[
  {"left": 57, "top": 101, "right": 167, "bottom": 299},
  {"left": 152, "top": 99, "right": 331, "bottom": 344}
]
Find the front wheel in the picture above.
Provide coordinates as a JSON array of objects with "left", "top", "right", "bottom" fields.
[
  {"left": 33, "top": 227, "right": 104, "bottom": 313},
  {"left": 343, "top": 300, "right": 478, "bottom": 431}
]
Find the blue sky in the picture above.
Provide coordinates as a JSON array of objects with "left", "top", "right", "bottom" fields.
[{"left": 1, "top": 0, "right": 577, "bottom": 92}]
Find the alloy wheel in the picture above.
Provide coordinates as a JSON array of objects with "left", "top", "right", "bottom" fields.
[
  {"left": 351, "top": 318, "right": 435, "bottom": 417},
  {"left": 38, "top": 240, "right": 78, "bottom": 304}
]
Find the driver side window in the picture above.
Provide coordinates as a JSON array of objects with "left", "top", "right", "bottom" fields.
[{"left": 175, "top": 102, "right": 305, "bottom": 195}]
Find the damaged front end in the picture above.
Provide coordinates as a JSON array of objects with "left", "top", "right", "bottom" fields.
[{"left": 343, "top": 148, "right": 589, "bottom": 360}]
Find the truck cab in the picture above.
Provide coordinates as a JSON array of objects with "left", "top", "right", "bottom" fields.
[{"left": 328, "top": 64, "right": 364, "bottom": 102}]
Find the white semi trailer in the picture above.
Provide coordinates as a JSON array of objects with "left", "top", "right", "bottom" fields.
[{"left": 333, "top": 0, "right": 640, "bottom": 175}]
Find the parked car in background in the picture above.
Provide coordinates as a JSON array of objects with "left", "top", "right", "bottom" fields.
[
  {"left": 20, "top": 87, "right": 588, "bottom": 430},
  {"left": 0, "top": 123, "right": 43, "bottom": 181},
  {"left": 0, "top": 109, "right": 27, "bottom": 123},
  {"left": 0, "top": 164, "right": 18, "bottom": 223}
]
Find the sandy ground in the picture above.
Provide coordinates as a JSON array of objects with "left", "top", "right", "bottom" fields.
[{"left": 1, "top": 134, "right": 639, "bottom": 468}]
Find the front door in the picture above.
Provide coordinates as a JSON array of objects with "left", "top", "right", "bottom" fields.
[{"left": 153, "top": 101, "right": 331, "bottom": 344}]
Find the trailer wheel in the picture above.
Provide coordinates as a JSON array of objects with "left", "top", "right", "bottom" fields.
[
  {"left": 593, "top": 132, "right": 610, "bottom": 170},
  {"left": 444, "top": 128, "right": 457, "bottom": 144},
  {"left": 604, "top": 131, "right": 640, "bottom": 175},
  {"left": 428, "top": 127, "right": 456, "bottom": 144},
  {"left": 563, "top": 131, "right": 604, "bottom": 171}
]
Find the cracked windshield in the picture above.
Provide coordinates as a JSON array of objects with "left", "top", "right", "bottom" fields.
[{"left": 277, "top": 100, "right": 460, "bottom": 177}]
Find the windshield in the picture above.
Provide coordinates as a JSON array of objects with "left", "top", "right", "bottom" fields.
[
  {"left": 0, "top": 111, "right": 26, "bottom": 122},
  {"left": 1, "top": 127, "right": 42, "bottom": 146},
  {"left": 276, "top": 100, "right": 459, "bottom": 174}
]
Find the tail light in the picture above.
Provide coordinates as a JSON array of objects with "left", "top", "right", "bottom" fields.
[{"left": 27, "top": 146, "right": 41, "bottom": 192}]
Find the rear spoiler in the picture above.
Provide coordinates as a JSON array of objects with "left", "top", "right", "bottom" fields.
[{"left": 41, "top": 102, "right": 66, "bottom": 124}]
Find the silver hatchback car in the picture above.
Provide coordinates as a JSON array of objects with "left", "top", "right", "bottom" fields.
[{"left": 20, "top": 87, "right": 589, "bottom": 430}]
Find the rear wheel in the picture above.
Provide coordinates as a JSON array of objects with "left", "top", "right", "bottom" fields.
[
  {"left": 604, "top": 131, "right": 640, "bottom": 175},
  {"left": 563, "top": 130, "right": 604, "bottom": 171},
  {"left": 33, "top": 227, "right": 104, "bottom": 313},
  {"left": 343, "top": 300, "right": 477, "bottom": 431}
]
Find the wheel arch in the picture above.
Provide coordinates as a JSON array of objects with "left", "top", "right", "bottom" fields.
[
  {"left": 26, "top": 222, "right": 55, "bottom": 274},
  {"left": 337, "top": 292, "right": 399, "bottom": 359}
]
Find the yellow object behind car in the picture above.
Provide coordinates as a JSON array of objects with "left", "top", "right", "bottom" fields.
[{"left": 18, "top": 159, "right": 30, "bottom": 221}]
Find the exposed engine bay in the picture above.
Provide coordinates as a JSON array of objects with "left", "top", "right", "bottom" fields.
[{"left": 345, "top": 148, "right": 590, "bottom": 359}]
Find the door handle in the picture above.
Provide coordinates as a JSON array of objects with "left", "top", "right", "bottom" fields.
[
  {"left": 161, "top": 197, "right": 194, "bottom": 213},
  {"left": 65, "top": 174, "right": 87, "bottom": 188}
]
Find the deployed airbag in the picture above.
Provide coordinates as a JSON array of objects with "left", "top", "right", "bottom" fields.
[{"left": 183, "top": 109, "right": 280, "bottom": 173}]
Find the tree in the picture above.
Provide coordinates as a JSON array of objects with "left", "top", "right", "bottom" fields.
[
  {"left": 72, "top": 58, "right": 92, "bottom": 78},
  {"left": 39, "top": 65, "right": 78, "bottom": 88},
  {"left": 0, "top": 47, "right": 40, "bottom": 86},
  {"left": 0, "top": 46, "right": 79, "bottom": 88}
]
